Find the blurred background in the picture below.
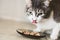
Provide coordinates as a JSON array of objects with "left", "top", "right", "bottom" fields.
[{"left": 0, "top": 0, "right": 28, "bottom": 22}]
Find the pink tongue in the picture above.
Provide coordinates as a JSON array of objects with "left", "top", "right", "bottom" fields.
[{"left": 32, "top": 20, "right": 37, "bottom": 24}]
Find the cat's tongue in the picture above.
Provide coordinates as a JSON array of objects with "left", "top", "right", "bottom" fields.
[{"left": 32, "top": 20, "right": 37, "bottom": 24}]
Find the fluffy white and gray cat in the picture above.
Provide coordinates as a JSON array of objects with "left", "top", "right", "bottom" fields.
[{"left": 25, "top": 0, "right": 60, "bottom": 40}]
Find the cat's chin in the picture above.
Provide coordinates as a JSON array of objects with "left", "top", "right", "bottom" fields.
[
  {"left": 32, "top": 23, "right": 37, "bottom": 24},
  {"left": 32, "top": 22, "right": 37, "bottom": 25}
]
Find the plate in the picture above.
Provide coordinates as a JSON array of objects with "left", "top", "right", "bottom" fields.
[{"left": 16, "top": 29, "right": 46, "bottom": 39}]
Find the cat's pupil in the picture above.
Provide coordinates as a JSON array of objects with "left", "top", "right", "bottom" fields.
[
  {"left": 30, "top": 12, "right": 32, "bottom": 14},
  {"left": 29, "top": 12, "right": 32, "bottom": 15}
]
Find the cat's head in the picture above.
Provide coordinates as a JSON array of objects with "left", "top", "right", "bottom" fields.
[{"left": 25, "top": 0, "right": 52, "bottom": 24}]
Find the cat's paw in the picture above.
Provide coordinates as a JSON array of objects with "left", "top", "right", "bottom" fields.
[
  {"left": 50, "top": 34, "right": 58, "bottom": 40},
  {"left": 48, "top": 35, "right": 57, "bottom": 40},
  {"left": 48, "top": 38, "right": 57, "bottom": 40}
]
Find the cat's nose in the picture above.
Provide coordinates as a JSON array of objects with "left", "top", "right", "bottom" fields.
[{"left": 32, "top": 20, "right": 37, "bottom": 24}]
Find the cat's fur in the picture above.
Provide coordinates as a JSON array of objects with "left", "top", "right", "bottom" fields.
[{"left": 25, "top": 0, "right": 60, "bottom": 40}]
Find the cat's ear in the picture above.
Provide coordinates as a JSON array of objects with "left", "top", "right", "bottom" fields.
[
  {"left": 25, "top": 0, "right": 32, "bottom": 7},
  {"left": 43, "top": 0, "right": 52, "bottom": 7}
]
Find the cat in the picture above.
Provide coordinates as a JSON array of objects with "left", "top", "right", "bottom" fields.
[{"left": 25, "top": 0, "right": 60, "bottom": 40}]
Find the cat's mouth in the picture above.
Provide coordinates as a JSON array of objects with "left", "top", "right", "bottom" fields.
[{"left": 32, "top": 20, "right": 37, "bottom": 24}]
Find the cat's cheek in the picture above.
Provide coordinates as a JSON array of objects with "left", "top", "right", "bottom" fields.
[
  {"left": 37, "top": 16, "right": 42, "bottom": 22},
  {"left": 28, "top": 16, "right": 33, "bottom": 22}
]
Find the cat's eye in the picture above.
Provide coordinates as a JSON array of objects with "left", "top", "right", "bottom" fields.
[
  {"left": 37, "top": 13, "right": 43, "bottom": 17},
  {"left": 38, "top": 13, "right": 43, "bottom": 15},
  {"left": 27, "top": 11, "right": 32, "bottom": 16},
  {"left": 39, "top": 13, "right": 43, "bottom": 15}
]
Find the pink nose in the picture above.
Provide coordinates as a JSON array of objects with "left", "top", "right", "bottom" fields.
[{"left": 32, "top": 20, "right": 37, "bottom": 23}]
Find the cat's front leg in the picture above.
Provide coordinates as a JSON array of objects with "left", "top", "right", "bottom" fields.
[
  {"left": 33, "top": 23, "right": 43, "bottom": 32},
  {"left": 49, "top": 26, "right": 59, "bottom": 40},
  {"left": 33, "top": 26, "right": 42, "bottom": 32}
]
